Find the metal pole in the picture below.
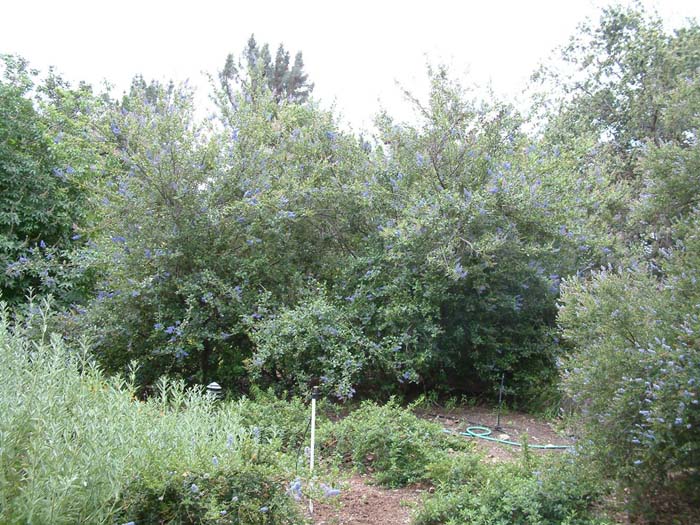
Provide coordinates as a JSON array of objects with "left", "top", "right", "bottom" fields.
[{"left": 495, "top": 373, "right": 505, "bottom": 431}]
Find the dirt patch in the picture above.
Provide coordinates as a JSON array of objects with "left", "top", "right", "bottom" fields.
[
  {"left": 308, "top": 474, "right": 424, "bottom": 525},
  {"left": 306, "top": 405, "right": 573, "bottom": 524},
  {"left": 416, "top": 406, "right": 574, "bottom": 462}
]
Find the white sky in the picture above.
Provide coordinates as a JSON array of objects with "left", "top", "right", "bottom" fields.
[{"left": 2, "top": 0, "right": 698, "bottom": 132}]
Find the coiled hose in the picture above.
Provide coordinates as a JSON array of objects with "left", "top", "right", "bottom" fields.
[{"left": 453, "top": 425, "right": 572, "bottom": 450}]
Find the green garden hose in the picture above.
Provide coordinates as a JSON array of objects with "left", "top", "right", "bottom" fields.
[{"left": 460, "top": 425, "right": 572, "bottom": 449}]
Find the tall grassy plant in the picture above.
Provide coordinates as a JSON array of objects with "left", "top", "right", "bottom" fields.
[{"left": 0, "top": 304, "right": 300, "bottom": 524}]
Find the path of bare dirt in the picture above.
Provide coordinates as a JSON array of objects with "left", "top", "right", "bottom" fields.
[{"left": 309, "top": 474, "right": 424, "bottom": 525}]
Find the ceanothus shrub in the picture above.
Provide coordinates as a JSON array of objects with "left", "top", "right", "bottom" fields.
[
  {"left": 559, "top": 224, "right": 700, "bottom": 505},
  {"left": 248, "top": 285, "right": 403, "bottom": 400}
]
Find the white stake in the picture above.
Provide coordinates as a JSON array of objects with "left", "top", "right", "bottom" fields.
[{"left": 309, "top": 386, "right": 319, "bottom": 514}]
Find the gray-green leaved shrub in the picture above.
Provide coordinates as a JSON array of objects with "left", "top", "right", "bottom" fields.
[{"left": 0, "top": 304, "right": 301, "bottom": 525}]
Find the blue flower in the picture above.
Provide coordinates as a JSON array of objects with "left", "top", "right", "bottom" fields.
[
  {"left": 321, "top": 484, "right": 341, "bottom": 497},
  {"left": 454, "top": 261, "right": 468, "bottom": 279},
  {"left": 39, "top": 240, "right": 46, "bottom": 249},
  {"left": 212, "top": 456, "right": 219, "bottom": 467},
  {"left": 154, "top": 322, "right": 164, "bottom": 330},
  {"left": 514, "top": 295, "right": 523, "bottom": 312},
  {"left": 190, "top": 483, "right": 199, "bottom": 494},
  {"left": 288, "top": 478, "right": 303, "bottom": 500},
  {"left": 110, "top": 122, "right": 121, "bottom": 136}
]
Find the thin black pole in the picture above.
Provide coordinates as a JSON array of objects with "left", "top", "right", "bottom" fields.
[{"left": 495, "top": 373, "right": 505, "bottom": 431}]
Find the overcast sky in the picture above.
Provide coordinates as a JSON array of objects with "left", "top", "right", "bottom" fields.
[{"left": 2, "top": 0, "right": 698, "bottom": 132}]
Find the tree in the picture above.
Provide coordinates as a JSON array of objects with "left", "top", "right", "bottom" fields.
[
  {"left": 0, "top": 55, "right": 97, "bottom": 305},
  {"left": 550, "top": 8, "right": 700, "bottom": 518},
  {"left": 220, "top": 35, "right": 313, "bottom": 105},
  {"left": 536, "top": 5, "right": 700, "bottom": 181}
]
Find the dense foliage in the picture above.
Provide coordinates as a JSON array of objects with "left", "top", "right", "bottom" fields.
[
  {"left": 2, "top": 4, "right": 699, "bottom": 522},
  {"left": 552, "top": 5, "right": 700, "bottom": 515},
  {"left": 0, "top": 305, "right": 305, "bottom": 525}
]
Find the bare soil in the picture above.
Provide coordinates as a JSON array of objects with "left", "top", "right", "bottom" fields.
[
  {"left": 305, "top": 404, "right": 573, "bottom": 524},
  {"left": 416, "top": 405, "right": 574, "bottom": 461},
  {"left": 308, "top": 474, "right": 424, "bottom": 525}
]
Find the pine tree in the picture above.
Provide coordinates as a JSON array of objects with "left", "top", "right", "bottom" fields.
[{"left": 220, "top": 35, "right": 314, "bottom": 105}]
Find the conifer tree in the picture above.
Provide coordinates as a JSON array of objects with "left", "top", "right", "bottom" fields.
[{"left": 220, "top": 35, "right": 314, "bottom": 105}]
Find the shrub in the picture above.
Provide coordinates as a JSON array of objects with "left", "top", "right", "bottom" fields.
[
  {"left": 229, "top": 386, "right": 321, "bottom": 453},
  {"left": 415, "top": 453, "right": 609, "bottom": 525},
  {"left": 0, "top": 304, "right": 301, "bottom": 524},
  {"left": 320, "top": 399, "right": 475, "bottom": 487},
  {"left": 558, "top": 212, "right": 700, "bottom": 517}
]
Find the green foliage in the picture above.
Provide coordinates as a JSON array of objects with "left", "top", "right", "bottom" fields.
[
  {"left": 74, "top": 61, "right": 590, "bottom": 404},
  {"left": 82, "top": 77, "right": 248, "bottom": 387},
  {"left": 116, "top": 461, "right": 298, "bottom": 525},
  {"left": 231, "top": 386, "right": 318, "bottom": 452},
  {"left": 220, "top": 34, "right": 313, "bottom": 105},
  {"left": 415, "top": 453, "right": 609, "bottom": 525},
  {"left": 546, "top": 7, "right": 700, "bottom": 519},
  {"left": 249, "top": 287, "right": 377, "bottom": 399},
  {"left": 363, "top": 70, "right": 600, "bottom": 398},
  {"left": 320, "top": 399, "right": 475, "bottom": 487},
  {"left": 559, "top": 237, "right": 700, "bottom": 511},
  {"left": 0, "top": 56, "right": 95, "bottom": 305},
  {"left": 0, "top": 303, "right": 302, "bottom": 524},
  {"left": 537, "top": 5, "right": 700, "bottom": 180}
]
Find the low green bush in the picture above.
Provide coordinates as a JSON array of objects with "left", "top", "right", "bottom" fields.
[
  {"left": 415, "top": 452, "right": 610, "bottom": 525},
  {"left": 320, "top": 399, "right": 476, "bottom": 487},
  {"left": 115, "top": 461, "right": 297, "bottom": 525},
  {"left": 228, "top": 386, "right": 318, "bottom": 452}
]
